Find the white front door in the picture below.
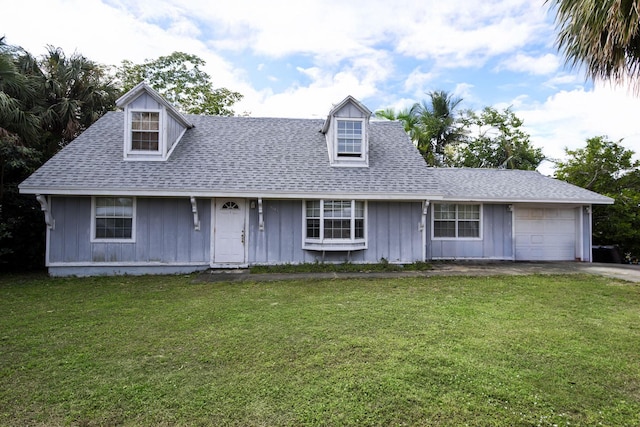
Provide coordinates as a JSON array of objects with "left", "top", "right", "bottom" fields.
[{"left": 213, "top": 199, "right": 246, "bottom": 264}]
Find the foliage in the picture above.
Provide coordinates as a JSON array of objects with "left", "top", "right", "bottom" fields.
[
  {"left": 116, "top": 51, "right": 243, "bottom": 116},
  {"left": 0, "top": 38, "right": 117, "bottom": 270},
  {"left": 555, "top": 136, "right": 640, "bottom": 256},
  {"left": 548, "top": 0, "right": 640, "bottom": 90},
  {"left": 376, "top": 90, "right": 467, "bottom": 165},
  {"left": 446, "top": 106, "right": 545, "bottom": 170},
  {"left": 1, "top": 273, "right": 639, "bottom": 426},
  {"left": 37, "top": 46, "right": 119, "bottom": 157}
]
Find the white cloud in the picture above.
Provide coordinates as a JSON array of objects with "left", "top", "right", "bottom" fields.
[
  {"left": 515, "top": 83, "right": 640, "bottom": 167},
  {"left": 498, "top": 53, "right": 561, "bottom": 75}
]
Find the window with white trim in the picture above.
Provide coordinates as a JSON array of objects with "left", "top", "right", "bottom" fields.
[
  {"left": 304, "top": 200, "right": 366, "bottom": 250},
  {"left": 93, "top": 197, "right": 135, "bottom": 241},
  {"left": 433, "top": 203, "right": 481, "bottom": 239},
  {"left": 337, "top": 120, "right": 363, "bottom": 157},
  {"left": 131, "top": 111, "right": 160, "bottom": 151}
]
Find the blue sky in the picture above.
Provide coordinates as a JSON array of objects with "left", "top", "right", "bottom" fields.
[{"left": 3, "top": 0, "right": 640, "bottom": 174}]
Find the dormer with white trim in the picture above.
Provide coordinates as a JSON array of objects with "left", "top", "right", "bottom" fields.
[
  {"left": 116, "top": 82, "right": 194, "bottom": 161},
  {"left": 321, "top": 96, "right": 371, "bottom": 167}
]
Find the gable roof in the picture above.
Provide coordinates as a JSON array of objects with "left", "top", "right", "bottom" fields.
[
  {"left": 116, "top": 82, "right": 194, "bottom": 129},
  {"left": 321, "top": 95, "right": 372, "bottom": 134},
  {"left": 19, "top": 112, "right": 440, "bottom": 200},
  {"left": 431, "top": 168, "right": 614, "bottom": 204}
]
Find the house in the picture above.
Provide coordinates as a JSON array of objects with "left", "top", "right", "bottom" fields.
[{"left": 19, "top": 83, "right": 613, "bottom": 276}]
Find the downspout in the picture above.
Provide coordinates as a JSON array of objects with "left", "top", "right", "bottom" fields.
[{"left": 421, "top": 200, "right": 429, "bottom": 262}]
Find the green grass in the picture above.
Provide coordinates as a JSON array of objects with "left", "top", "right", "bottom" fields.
[
  {"left": 249, "top": 260, "right": 432, "bottom": 274},
  {"left": 1, "top": 273, "right": 639, "bottom": 426}
]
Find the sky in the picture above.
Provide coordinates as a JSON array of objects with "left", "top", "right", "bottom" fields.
[{"left": 2, "top": 0, "right": 640, "bottom": 175}]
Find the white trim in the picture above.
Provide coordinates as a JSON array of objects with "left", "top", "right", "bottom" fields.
[
  {"left": 578, "top": 206, "right": 584, "bottom": 261},
  {"left": 124, "top": 108, "right": 165, "bottom": 160},
  {"left": 19, "top": 187, "right": 443, "bottom": 201},
  {"left": 190, "top": 196, "right": 200, "bottom": 231},
  {"left": 35, "top": 194, "right": 55, "bottom": 229},
  {"left": 90, "top": 196, "right": 137, "bottom": 243},
  {"left": 431, "top": 203, "right": 483, "bottom": 241},
  {"left": 330, "top": 118, "right": 369, "bottom": 167}
]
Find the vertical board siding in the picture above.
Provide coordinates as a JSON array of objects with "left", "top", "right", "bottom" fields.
[
  {"left": 129, "top": 93, "right": 162, "bottom": 110},
  {"left": 429, "top": 204, "right": 513, "bottom": 259},
  {"left": 249, "top": 200, "right": 423, "bottom": 264},
  {"left": 49, "top": 196, "right": 209, "bottom": 265}
]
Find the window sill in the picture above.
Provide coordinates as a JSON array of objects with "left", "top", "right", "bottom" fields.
[{"left": 303, "top": 240, "right": 367, "bottom": 251}]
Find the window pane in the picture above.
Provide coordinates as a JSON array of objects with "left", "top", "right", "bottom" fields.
[
  {"left": 434, "top": 221, "right": 456, "bottom": 238},
  {"left": 434, "top": 204, "right": 456, "bottom": 220},
  {"left": 324, "top": 219, "right": 351, "bottom": 239},
  {"left": 459, "top": 205, "right": 480, "bottom": 220},
  {"left": 95, "top": 197, "right": 133, "bottom": 239},
  {"left": 354, "top": 219, "right": 364, "bottom": 239},
  {"left": 324, "top": 200, "right": 351, "bottom": 218},
  {"left": 458, "top": 221, "right": 480, "bottom": 238},
  {"left": 354, "top": 201, "right": 364, "bottom": 218},
  {"left": 306, "top": 201, "right": 320, "bottom": 218},
  {"left": 132, "top": 131, "right": 159, "bottom": 151},
  {"left": 96, "top": 218, "right": 132, "bottom": 239},
  {"left": 337, "top": 120, "right": 362, "bottom": 155},
  {"left": 306, "top": 219, "right": 320, "bottom": 238}
]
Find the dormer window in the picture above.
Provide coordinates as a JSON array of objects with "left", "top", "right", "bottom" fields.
[
  {"left": 322, "top": 96, "right": 371, "bottom": 167},
  {"left": 337, "top": 119, "right": 363, "bottom": 158},
  {"left": 131, "top": 111, "right": 160, "bottom": 151},
  {"left": 116, "top": 82, "right": 194, "bottom": 162}
]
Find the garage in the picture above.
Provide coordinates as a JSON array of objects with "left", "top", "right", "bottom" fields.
[{"left": 514, "top": 207, "right": 578, "bottom": 261}]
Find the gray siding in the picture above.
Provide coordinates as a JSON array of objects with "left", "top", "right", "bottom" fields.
[
  {"left": 49, "top": 196, "right": 210, "bottom": 265},
  {"left": 428, "top": 204, "right": 513, "bottom": 260},
  {"left": 582, "top": 206, "right": 592, "bottom": 262},
  {"left": 129, "top": 93, "right": 162, "bottom": 110},
  {"left": 248, "top": 200, "right": 423, "bottom": 264}
]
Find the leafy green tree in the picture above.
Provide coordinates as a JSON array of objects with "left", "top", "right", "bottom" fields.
[
  {"left": 547, "top": 0, "right": 640, "bottom": 89},
  {"left": 117, "top": 52, "right": 243, "bottom": 116},
  {"left": 446, "top": 107, "right": 545, "bottom": 170},
  {"left": 376, "top": 90, "right": 467, "bottom": 165},
  {"left": 555, "top": 136, "right": 640, "bottom": 258}
]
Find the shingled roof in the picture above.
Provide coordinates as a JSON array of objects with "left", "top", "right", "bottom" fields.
[
  {"left": 19, "top": 112, "right": 441, "bottom": 200},
  {"left": 431, "top": 168, "right": 613, "bottom": 204}
]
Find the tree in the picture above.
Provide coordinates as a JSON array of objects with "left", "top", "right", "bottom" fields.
[
  {"left": 116, "top": 52, "right": 243, "bottom": 116},
  {"left": 38, "top": 46, "right": 119, "bottom": 157},
  {"left": 375, "top": 90, "right": 467, "bottom": 165},
  {"left": 555, "top": 136, "right": 640, "bottom": 258},
  {"left": 446, "top": 107, "right": 545, "bottom": 170},
  {"left": 0, "top": 40, "right": 118, "bottom": 270},
  {"left": 548, "top": 0, "right": 640, "bottom": 89}
]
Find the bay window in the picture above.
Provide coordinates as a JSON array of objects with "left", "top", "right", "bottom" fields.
[{"left": 304, "top": 200, "right": 366, "bottom": 250}]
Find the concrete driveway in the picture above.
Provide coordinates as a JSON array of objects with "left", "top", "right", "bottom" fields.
[{"left": 198, "top": 262, "right": 640, "bottom": 283}]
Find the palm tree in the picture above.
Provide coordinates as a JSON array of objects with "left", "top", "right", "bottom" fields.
[
  {"left": 38, "top": 46, "right": 119, "bottom": 156},
  {"left": 376, "top": 90, "right": 467, "bottom": 166},
  {"left": 548, "top": 0, "right": 640, "bottom": 88}
]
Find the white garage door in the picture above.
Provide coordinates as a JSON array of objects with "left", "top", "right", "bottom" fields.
[{"left": 515, "top": 207, "right": 577, "bottom": 261}]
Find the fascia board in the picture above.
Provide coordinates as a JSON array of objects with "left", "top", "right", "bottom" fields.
[{"left": 18, "top": 186, "right": 444, "bottom": 201}]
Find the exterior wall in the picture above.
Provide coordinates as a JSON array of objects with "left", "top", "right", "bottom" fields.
[
  {"left": 428, "top": 203, "right": 513, "bottom": 260},
  {"left": 48, "top": 196, "right": 210, "bottom": 275},
  {"left": 582, "top": 206, "right": 592, "bottom": 262},
  {"left": 248, "top": 200, "right": 424, "bottom": 265}
]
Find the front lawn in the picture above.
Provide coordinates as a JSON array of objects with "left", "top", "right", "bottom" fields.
[{"left": 1, "top": 273, "right": 639, "bottom": 426}]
